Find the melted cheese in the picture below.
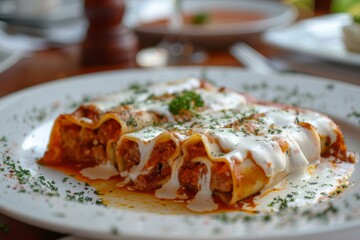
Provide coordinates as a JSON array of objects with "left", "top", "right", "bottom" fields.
[
  {"left": 242, "top": 159, "right": 355, "bottom": 212},
  {"left": 298, "top": 111, "right": 338, "bottom": 144},
  {"left": 118, "top": 127, "right": 166, "bottom": 184},
  {"left": 80, "top": 162, "right": 119, "bottom": 180},
  {"left": 197, "top": 89, "right": 247, "bottom": 111},
  {"left": 155, "top": 157, "right": 184, "bottom": 199},
  {"left": 115, "top": 102, "right": 348, "bottom": 211},
  {"left": 134, "top": 87, "right": 247, "bottom": 123},
  {"left": 186, "top": 158, "right": 218, "bottom": 212},
  {"left": 83, "top": 77, "right": 248, "bottom": 125},
  {"left": 86, "top": 78, "right": 201, "bottom": 112}
]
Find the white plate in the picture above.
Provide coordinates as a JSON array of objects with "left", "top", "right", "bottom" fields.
[
  {"left": 264, "top": 13, "right": 360, "bottom": 66},
  {"left": 1, "top": 67, "right": 360, "bottom": 240},
  {"left": 124, "top": 0, "right": 296, "bottom": 44}
]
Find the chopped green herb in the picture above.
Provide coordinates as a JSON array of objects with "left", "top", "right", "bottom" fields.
[
  {"left": 262, "top": 214, "right": 271, "bottom": 222},
  {"left": 128, "top": 83, "right": 141, "bottom": 91},
  {"left": 326, "top": 84, "right": 334, "bottom": 90},
  {"left": 243, "top": 215, "right": 254, "bottom": 223},
  {"left": 96, "top": 199, "right": 105, "bottom": 206},
  {"left": 240, "top": 128, "right": 249, "bottom": 136},
  {"left": 65, "top": 190, "right": 93, "bottom": 203},
  {"left": 267, "top": 128, "right": 282, "bottom": 134},
  {"left": 214, "top": 213, "right": 230, "bottom": 223},
  {"left": 354, "top": 193, "right": 360, "bottom": 200},
  {"left": 126, "top": 116, "right": 138, "bottom": 127},
  {"left": 168, "top": 91, "right": 204, "bottom": 115},
  {"left": 146, "top": 94, "right": 155, "bottom": 101},
  {"left": 308, "top": 182, "right": 318, "bottom": 185},
  {"left": 111, "top": 226, "right": 119, "bottom": 235},
  {"left": 120, "top": 98, "right": 135, "bottom": 106},
  {"left": 347, "top": 111, "right": 360, "bottom": 125},
  {"left": 129, "top": 83, "right": 148, "bottom": 94}
]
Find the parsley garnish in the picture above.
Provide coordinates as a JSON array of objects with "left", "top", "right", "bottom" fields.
[
  {"left": 129, "top": 83, "right": 148, "bottom": 94},
  {"left": 169, "top": 91, "right": 204, "bottom": 115},
  {"left": 126, "top": 116, "right": 138, "bottom": 127}
]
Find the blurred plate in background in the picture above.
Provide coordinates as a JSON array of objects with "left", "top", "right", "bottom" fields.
[
  {"left": 264, "top": 13, "right": 360, "bottom": 66},
  {"left": 0, "top": 48, "right": 23, "bottom": 74},
  {"left": 124, "top": 0, "right": 297, "bottom": 47}
]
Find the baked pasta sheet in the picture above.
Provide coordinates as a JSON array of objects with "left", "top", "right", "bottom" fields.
[{"left": 41, "top": 78, "right": 356, "bottom": 212}]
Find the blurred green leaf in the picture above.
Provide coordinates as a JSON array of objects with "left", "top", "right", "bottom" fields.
[
  {"left": 191, "top": 12, "right": 210, "bottom": 25},
  {"left": 331, "top": 0, "right": 360, "bottom": 13}
]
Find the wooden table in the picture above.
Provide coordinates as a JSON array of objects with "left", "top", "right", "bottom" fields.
[{"left": 0, "top": 29, "right": 359, "bottom": 240}]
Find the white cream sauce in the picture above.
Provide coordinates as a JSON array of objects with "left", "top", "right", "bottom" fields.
[
  {"left": 138, "top": 102, "right": 176, "bottom": 122},
  {"left": 186, "top": 159, "right": 218, "bottom": 212},
  {"left": 125, "top": 126, "right": 166, "bottom": 142},
  {"left": 242, "top": 159, "right": 355, "bottom": 212},
  {"left": 85, "top": 78, "right": 248, "bottom": 124},
  {"left": 79, "top": 79, "right": 352, "bottom": 212},
  {"left": 298, "top": 111, "right": 338, "bottom": 143},
  {"left": 203, "top": 108, "right": 324, "bottom": 179},
  {"left": 197, "top": 89, "right": 247, "bottom": 111},
  {"left": 119, "top": 127, "right": 166, "bottom": 183},
  {"left": 155, "top": 157, "right": 184, "bottom": 199},
  {"left": 80, "top": 162, "right": 119, "bottom": 180},
  {"left": 134, "top": 88, "right": 247, "bottom": 123},
  {"left": 86, "top": 78, "right": 201, "bottom": 112},
  {"left": 113, "top": 103, "right": 348, "bottom": 212}
]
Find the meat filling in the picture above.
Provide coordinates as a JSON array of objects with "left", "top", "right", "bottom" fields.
[
  {"left": 179, "top": 162, "right": 233, "bottom": 195},
  {"left": 119, "top": 140, "right": 176, "bottom": 191},
  {"left": 179, "top": 142, "right": 233, "bottom": 196},
  {"left": 60, "top": 119, "right": 120, "bottom": 164}
]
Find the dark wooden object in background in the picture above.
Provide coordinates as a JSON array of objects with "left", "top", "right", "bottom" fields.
[
  {"left": 82, "top": 0, "right": 138, "bottom": 65},
  {"left": 314, "top": 0, "right": 332, "bottom": 15}
]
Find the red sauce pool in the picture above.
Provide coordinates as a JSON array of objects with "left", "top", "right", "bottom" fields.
[{"left": 44, "top": 161, "right": 259, "bottom": 215}]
